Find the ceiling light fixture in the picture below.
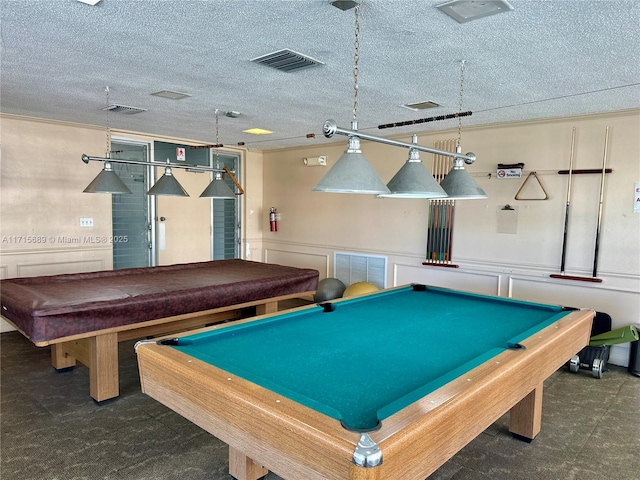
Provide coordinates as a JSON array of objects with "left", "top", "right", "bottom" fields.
[
  {"left": 82, "top": 154, "right": 243, "bottom": 197},
  {"left": 316, "top": 4, "right": 485, "bottom": 199},
  {"left": 243, "top": 128, "right": 273, "bottom": 135},
  {"left": 378, "top": 135, "right": 447, "bottom": 199},
  {"left": 82, "top": 92, "right": 243, "bottom": 197},
  {"left": 146, "top": 160, "right": 189, "bottom": 197},
  {"left": 200, "top": 110, "right": 236, "bottom": 199},
  {"left": 439, "top": 61, "right": 488, "bottom": 199},
  {"left": 313, "top": 3, "right": 390, "bottom": 195},
  {"left": 83, "top": 87, "right": 131, "bottom": 194}
]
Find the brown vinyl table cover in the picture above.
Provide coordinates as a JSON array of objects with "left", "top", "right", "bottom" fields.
[{"left": 0, "top": 259, "right": 319, "bottom": 344}]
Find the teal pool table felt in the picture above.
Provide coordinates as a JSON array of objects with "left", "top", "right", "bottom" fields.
[{"left": 169, "top": 285, "right": 570, "bottom": 431}]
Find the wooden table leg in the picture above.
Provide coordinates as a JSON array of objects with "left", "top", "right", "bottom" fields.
[
  {"left": 51, "top": 343, "right": 77, "bottom": 369},
  {"left": 88, "top": 333, "right": 119, "bottom": 402},
  {"left": 256, "top": 300, "right": 278, "bottom": 316},
  {"left": 51, "top": 333, "right": 119, "bottom": 402},
  {"left": 228, "top": 446, "right": 269, "bottom": 480},
  {"left": 509, "top": 383, "right": 543, "bottom": 441}
]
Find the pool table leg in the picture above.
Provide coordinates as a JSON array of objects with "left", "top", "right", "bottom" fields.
[
  {"left": 509, "top": 383, "right": 543, "bottom": 442},
  {"left": 50, "top": 333, "right": 120, "bottom": 402},
  {"left": 51, "top": 343, "right": 77, "bottom": 370},
  {"left": 256, "top": 300, "right": 278, "bottom": 316},
  {"left": 228, "top": 446, "right": 269, "bottom": 480}
]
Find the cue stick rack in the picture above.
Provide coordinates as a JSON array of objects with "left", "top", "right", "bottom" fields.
[
  {"left": 423, "top": 138, "right": 459, "bottom": 268},
  {"left": 550, "top": 127, "right": 612, "bottom": 283}
]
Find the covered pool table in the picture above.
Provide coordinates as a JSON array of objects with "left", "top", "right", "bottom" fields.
[
  {"left": 0, "top": 259, "right": 318, "bottom": 402},
  {"left": 136, "top": 284, "right": 593, "bottom": 480}
]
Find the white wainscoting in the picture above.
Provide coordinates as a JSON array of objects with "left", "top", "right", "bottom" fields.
[
  {"left": 261, "top": 240, "right": 639, "bottom": 369},
  {"left": 263, "top": 248, "right": 330, "bottom": 278},
  {"left": 394, "top": 263, "right": 502, "bottom": 296}
]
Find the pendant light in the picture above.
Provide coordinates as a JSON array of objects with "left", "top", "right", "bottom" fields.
[
  {"left": 440, "top": 61, "right": 487, "bottom": 199},
  {"left": 200, "top": 110, "right": 235, "bottom": 199},
  {"left": 83, "top": 87, "right": 132, "bottom": 194},
  {"left": 146, "top": 160, "right": 189, "bottom": 196},
  {"left": 83, "top": 156, "right": 132, "bottom": 194},
  {"left": 378, "top": 135, "right": 447, "bottom": 198},
  {"left": 313, "top": 3, "right": 390, "bottom": 195}
]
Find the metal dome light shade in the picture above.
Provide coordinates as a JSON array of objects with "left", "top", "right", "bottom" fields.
[
  {"left": 313, "top": 132, "right": 390, "bottom": 194},
  {"left": 200, "top": 171, "right": 235, "bottom": 199},
  {"left": 378, "top": 136, "right": 447, "bottom": 199},
  {"left": 440, "top": 147, "right": 487, "bottom": 199},
  {"left": 83, "top": 161, "right": 132, "bottom": 194},
  {"left": 147, "top": 164, "right": 189, "bottom": 196}
]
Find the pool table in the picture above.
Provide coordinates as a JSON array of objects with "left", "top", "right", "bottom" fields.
[
  {"left": 136, "top": 284, "right": 593, "bottom": 480},
  {"left": 0, "top": 259, "right": 318, "bottom": 402}
]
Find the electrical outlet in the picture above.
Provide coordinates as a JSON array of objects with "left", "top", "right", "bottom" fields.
[{"left": 80, "top": 217, "right": 94, "bottom": 227}]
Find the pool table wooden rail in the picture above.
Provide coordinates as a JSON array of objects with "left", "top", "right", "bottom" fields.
[
  {"left": 136, "top": 301, "right": 594, "bottom": 480},
  {"left": 5, "top": 291, "right": 313, "bottom": 403},
  {"left": 371, "top": 307, "right": 593, "bottom": 480}
]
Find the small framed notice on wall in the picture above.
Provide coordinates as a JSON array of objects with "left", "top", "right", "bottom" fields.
[{"left": 634, "top": 182, "right": 640, "bottom": 213}]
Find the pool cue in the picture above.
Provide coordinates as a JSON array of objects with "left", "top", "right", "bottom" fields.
[
  {"left": 429, "top": 202, "right": 436, "bottom": 260},
  {"left": 448, "top": 200, "right": 455, "bottom": 261},
  {"left": 559, "top": 127, "right": 576, "bottom": 274},
  {"left": 438, "top": 202, "right": 444, "bottom": 263},
  {"left": 433, "top": 201, "right": 440, "bottom": 262},
  {"left": 443, "top": 201, "right": 451, "bottom": 261},
  {"left": 438, "top": 202, "right": 445, "bottom": 262},
  {"left": 440, "top": 203, "right": 446, "bottom": 261},
  {"left": 427, "top": 202, "right": 434, "bottom": 260},
  {"left": 592, "top": 127, "right": 609, "bottom": 278}
]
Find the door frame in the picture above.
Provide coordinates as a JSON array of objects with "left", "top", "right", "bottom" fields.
[{"left": 110, "top": 136, "right": 157, "bottom": 267}]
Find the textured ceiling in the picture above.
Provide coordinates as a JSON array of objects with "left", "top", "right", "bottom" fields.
[{"left": 1, "top": 0, "right": 639, "bottom": 151}]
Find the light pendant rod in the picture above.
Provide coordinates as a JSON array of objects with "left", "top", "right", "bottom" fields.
[
  {"left": 82, "top": 154, "right": 243, "bottom": 196},
  {"left": 322, "top": 120, "right": 477, "bottom": 165},
  {"left": 81, "top": 154, "right": 228, "bottom": 174}
]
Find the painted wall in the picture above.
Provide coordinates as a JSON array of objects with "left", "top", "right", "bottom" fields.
[
  {"left": 1, "top": 111, "right": 638, "bottom": 366},
  {"left": 0, "top": 114, "right": 257, "bottom": 331},
  {"left": 261, "top": 110, "right": 640, "bottom": 366}
]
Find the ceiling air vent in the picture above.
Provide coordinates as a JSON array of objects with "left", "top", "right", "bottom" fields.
[
  {"left": 102, "top": 104, "right": 147, "bottom": 114},
  {"left": 250, "top": 49, "right": 324, "bottom": 73},
  {"left": 400, "top": 101, "right": 441, "bottom": 111}
]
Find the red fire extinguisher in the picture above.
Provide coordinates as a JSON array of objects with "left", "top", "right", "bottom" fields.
[{"left": 269, "top": 207, "right": 278, "bottom": 232}]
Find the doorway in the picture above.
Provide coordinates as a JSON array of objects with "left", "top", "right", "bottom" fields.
[
  {"left": 110, "top": 141, "right": 154, "bottom": 269},
  {"left": 109, "top": 139, "right": 241, "bottom": 268}
]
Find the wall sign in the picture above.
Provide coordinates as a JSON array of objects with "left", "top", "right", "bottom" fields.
[{"left": 497, "top": 163, "right": 524, "bottom": 178}]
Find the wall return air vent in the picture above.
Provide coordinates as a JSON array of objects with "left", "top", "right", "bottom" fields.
[
  {"left": 102, "top": 104, "right": 148, "bottom": 114},
  {"left": 250, "top": 49, "right": 324, "bottom": 73}
]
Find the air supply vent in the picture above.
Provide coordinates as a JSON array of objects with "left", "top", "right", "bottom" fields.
[
  {"left": 102, "top": 104, "right": 148, "bottom": 114},
  {"left": 400, "top": 101, "right": 441, "bottom": 111},
  {"left": 334, "top": 252, "right": 387, "bottom": 290},
  {"left": 250, "top": 49, "right": 324, "bottom": 73}
]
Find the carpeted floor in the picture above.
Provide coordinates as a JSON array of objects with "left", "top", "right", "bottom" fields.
[{"left": 1, "top": 328, "right": 638, "bottom": 480}]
